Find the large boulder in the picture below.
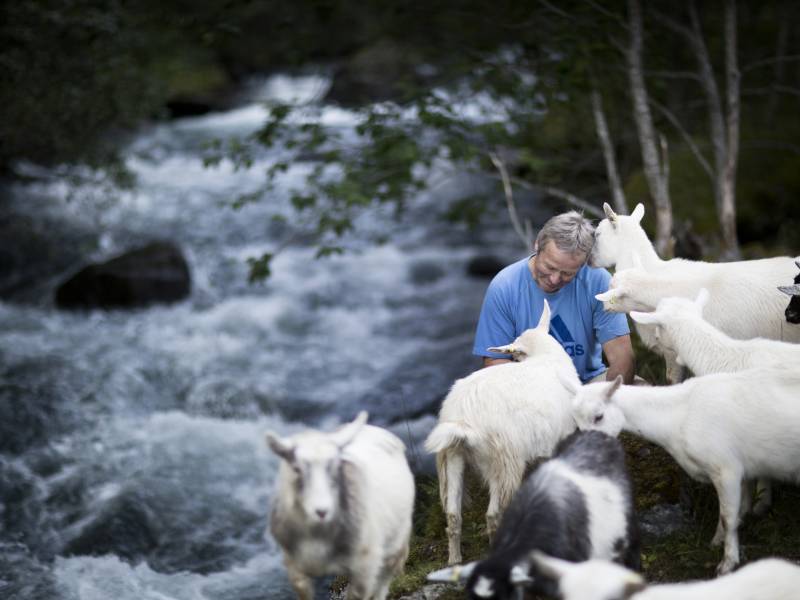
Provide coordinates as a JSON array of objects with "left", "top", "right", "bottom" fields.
[{"left": 55, "top": 242, "right": 191, "bottom": 310}]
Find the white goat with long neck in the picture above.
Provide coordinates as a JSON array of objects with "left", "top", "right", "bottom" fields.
[
  {"left": 591, "top": 203, "right": 800, "bottom": 382},
  {"left": 628, "top": 289, "right": 800, "bottom": 516},
  {"left": 266, "top": 412, "right": 415, "bottom": 600},
  {"left": 629, "top": 289, "right": 800, "bottom": 376},
  {"left": 532, "top": 552, "right": 800, "bottom": 600},
  {"left": 425, "top": 300, "right": 580, "bottom": 565},
  {"left": 568, "top": 370, "right": 800, "bottom": 575}
]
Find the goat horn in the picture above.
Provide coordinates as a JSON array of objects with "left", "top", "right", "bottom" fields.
[{"left": 603, "top": 202, "right": 617, "bottom": 221}]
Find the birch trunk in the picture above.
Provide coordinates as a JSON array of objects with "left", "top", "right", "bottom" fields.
[
  {"left": 721, "top": 0, "right": 741, "bottom": 259},
  {"left": 687, "top": 0, "right": 740, "bottom": 259},
  {"left": 626, "top": 0, "right": 673, "bottom": 258},
  {"left": 591, "top": 88, "right": 628, "bottom": 214}
]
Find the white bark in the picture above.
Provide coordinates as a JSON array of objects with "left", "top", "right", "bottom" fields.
[
  {"left": 685, "top": 0, "right": 740, "bottom": 259},
  {"left": 626, "top": 0, "right": 673, "bottom": 258},
  {"left": 591, "top": 88, "right": 628, "bottom": 214},
  {"left": 489, "top": 152, "right": 533, "bottom": 250}
]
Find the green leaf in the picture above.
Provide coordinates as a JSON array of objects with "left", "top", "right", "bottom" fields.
[{"left": 247, "top": 253, "right": 273, "bottom": 282}]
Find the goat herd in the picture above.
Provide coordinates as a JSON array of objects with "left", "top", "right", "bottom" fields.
[{"left": 264, "top": 203, "right": 800, "bottom": 600}]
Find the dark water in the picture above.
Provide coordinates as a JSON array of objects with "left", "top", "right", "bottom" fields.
[{"left": 0, "top": 74, "right": 537, "bottom": 599}]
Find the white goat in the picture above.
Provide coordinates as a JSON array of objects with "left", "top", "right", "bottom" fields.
[
  {"left": 568, "top": 370, "right": 800, "bottom": 575},
  {"left": 628, "top": 289, "right": 800, "bottom": 376},
  {"left": 532, "top": 552, "right": 800, "bottom": 600},
  {"left": 629, "top": 289, "right": 800, "bottom": 515},
  {"left": 266, "top": 412, "right": 415, "bottom": 600},
  {"left": 425, "top": 300, "right": 580, "bottom": 565},
  {"left": 591, "top": 202, "right": 800, "bottom": 381}
]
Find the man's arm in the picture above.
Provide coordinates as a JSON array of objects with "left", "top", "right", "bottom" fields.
[
  {"left": 602, "top": 334, "right": 635, "bottom": 384},
  {"left": 482, "top": 357, "right": 512, "bottom": 368}
]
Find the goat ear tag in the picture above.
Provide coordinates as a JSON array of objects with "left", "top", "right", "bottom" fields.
[
  {"left": 427, "top": 562, "right": 476, "bottom": 584},
  {"left": 487, "top": 345, "right": 513, "bottom": 354}
]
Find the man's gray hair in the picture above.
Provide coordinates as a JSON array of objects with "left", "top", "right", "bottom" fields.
[{"left": 535, "top": 210, "right": 595, "bottom": 257}]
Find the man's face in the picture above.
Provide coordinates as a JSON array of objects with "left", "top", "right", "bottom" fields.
[{"left": 531, "top": 242, "right": 586, "bottom": 293}]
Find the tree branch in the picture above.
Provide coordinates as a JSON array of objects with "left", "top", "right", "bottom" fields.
[
  {"left": 489, "top": 151, "right": 533, "bottom": 249},
  {"left": 649, "top": 97, "right": 713, "bottom": 178},
  {"left": 741, "top": 54, "right": 800, "bottom": 74},
  {"left": 584, "top": 0, "right": 629, "bottom": 30},
  {"left": 591, "top": 88, "right": 628, "bottom": 213},
  {"left": 508, "top": 176, "right": 604, "bottom": 218}
]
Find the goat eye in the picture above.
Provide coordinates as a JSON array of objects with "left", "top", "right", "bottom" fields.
[{"left": 593, "top": 414, "right": 604, "bottom": 424}]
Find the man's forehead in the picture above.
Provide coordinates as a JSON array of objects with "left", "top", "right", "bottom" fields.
[{"left": 539, "top": 242, "right": 587, "bottom": 269}]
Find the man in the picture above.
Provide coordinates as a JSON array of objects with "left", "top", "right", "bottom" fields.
[{"left": 473, "top": 210, "right": 635, "bottom": 383}]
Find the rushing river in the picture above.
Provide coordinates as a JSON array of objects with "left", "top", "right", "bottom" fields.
[{"left": 0, "top": 74, "right": 539, "bottom": 599}]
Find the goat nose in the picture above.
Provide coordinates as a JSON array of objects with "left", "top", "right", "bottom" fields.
[{"left": 316, "top": 509, "right": 328, "bottom": 520}]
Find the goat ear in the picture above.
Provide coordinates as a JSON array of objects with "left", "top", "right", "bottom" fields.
[
  {"left": 265, "top": 432, "right": 295, "bottom": 463},
  {"left": 333, "top": 411, "right": 369, "bottom": 448},
  {"left": 596, "top": 290, "right": 614, "bottom": 302},
  {"left": 631, "top": 203, "right": 645, "bottom": 222},
  {"left": 426, "top": 561, "right": 477, "bottom": 584},
  {"left": 537, "top": 299, "right": 551, "bottom": 330},
  {"left": 603, "top": 202, "right": 618, "bottom": 223},
  {"left": 695, "top": 288, "right": 710, "bottom": 310},
  {"left": 529, "top": 550, "right": 573, "bottom": 581},
  {"left": 629, "top": 311, "right": 658, "bottom": 325},
  {"left": 605, "top": 375, "right": 624, "bottom": 400},
  {"left": 557, "top": 370, "right": 580, "bottom": 396},
  {"left": 778, "top": 284, "right": 800, "bottom": 296}
]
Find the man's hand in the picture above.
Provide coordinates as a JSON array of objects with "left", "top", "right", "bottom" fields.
[{"left": 602, "top": 334, "right": 636, "bottom": 384}]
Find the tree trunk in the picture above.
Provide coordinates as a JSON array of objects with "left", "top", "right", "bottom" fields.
[
  {"left": 687, "top": 0, "right": 740, "bottom": 259},
  {"left": 591, "top": 88, "right": 628, "bottom": 214},
  {"left": 722, "top": 0, "right": 741, "bottom": 259},
  {"left": 626, "top": 0, "right": 673, "bottom": 258}
]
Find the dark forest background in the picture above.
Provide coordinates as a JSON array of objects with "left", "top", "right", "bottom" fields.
[{"left": 2, "top": 0, "right": 800, "bottom": 272}]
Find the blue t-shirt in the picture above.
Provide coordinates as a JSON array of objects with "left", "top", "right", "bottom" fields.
[{"left": 473, "top": 256, "right": 629, "bottom": 382}]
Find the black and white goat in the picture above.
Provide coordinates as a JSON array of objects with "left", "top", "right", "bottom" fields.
[
  {"left": 778, "top": 259, "right": 800, "bottom": 324},
  {"left": 427, "top": 430, "right": 640, "bottom": 600},
  {"left": 265, "top": 412, "right": 415, "bottom": 600}
]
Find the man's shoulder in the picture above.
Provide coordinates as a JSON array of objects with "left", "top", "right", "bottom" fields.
[
  {"left": 574, "top": 264, "right": 612, "bottom": 291},
  {"left": 488, "top": 256, "right": 531, "bottom": 288}
]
